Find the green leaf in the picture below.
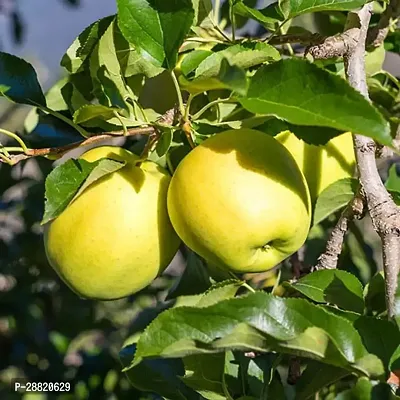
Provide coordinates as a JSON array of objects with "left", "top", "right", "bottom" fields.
[
  {"left": 73, "top": 104, "right": 118, "bottom": 124},
  {"left": 336, "top": 377, "right": 398, "bottom": 400},
  {"left": 115, "top": 27, "right": 164, "bottom": 78},
  {"left": 156, "top": 129, "right": 173, "bottom": 157},
  {"left": 180, "top": 58, "right": 248, "bottom": 95},
  {"left": 120, "top": 344, "right": 203, "bottom": 400},
  {"left": 167, "top": 251, "right": 212, "bottom": 300},
  {"left": 117, "top": 0, "right": 195, "bottom": 69},
  {"left": 182, "top": 353, "right": 226, "bottom": 398},
  {"left": 42, "top": 158, "right": 126, "bottom": 224},
  {"left": 288, "top": 270, "right": 364, "bottom": 313},
  {"left": 240, "top": 59, "right": 392, "bottom": 146},
  {"left": 192, "top": 0, "right": 213, "bottom": 27},
  {"left": 313, "top": 178, "right": 359, "bottom": 226},
  {"left": 180, "top": 50, "right": 214, "bottom": 76},
  {"left": 364, "top": 272, "right": 386, "bottom": 315},
  {"left": 295, "top": 361, "right": 349, "bottom": 400},
  {"left": 89, "top": 20, "right": 132, "bottom": 111},
  {"left": 132, "top": 292, "right": 381, "bottom": 377},
  {"left": 233, "top": 1, "right": 284, "bottom": 30},
  {"left": 324, "top": 307, "right": 399, "bottom": 375},
  {"left": 0, "top": 52, "right": 46, "bottom": 106},
  {"left": 61, "top": 15, "right": 114, "bottom": 73},
  {"left": 385, "top": 164, "right": 400, "bottom": 193},
  {"left": 279, "top": 0, "right": 367, "bottom": 19},
  {"left": 194, "top": 43, "right": 280, "bottom": 78}
]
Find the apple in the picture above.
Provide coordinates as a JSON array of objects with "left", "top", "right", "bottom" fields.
[
  {"left": 276, "top": 131, "right": 356, "bottom": 203},
  {"left": 44, "top": 146, "right": 180, "bottom": 300},
  {"left": 167, "top": 129, "right": 311, "bottom": 274}
]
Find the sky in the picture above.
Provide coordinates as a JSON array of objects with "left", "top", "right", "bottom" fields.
[{"left": 0, "top": 0, "right": 117, "bottom": 88}]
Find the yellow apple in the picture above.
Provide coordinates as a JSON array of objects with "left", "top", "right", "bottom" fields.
[
  {"left": 276, "top": 131, "right": 356, "bottom": 203},
  {"left": 167, "top": 129, "right": 311, "bottom": 274},
  {"left": 44, "top": 146, "right": 180, "bottom": 300}
]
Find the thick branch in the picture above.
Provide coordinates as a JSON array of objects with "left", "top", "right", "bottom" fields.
[
  {"left": 367, "top": 0, "right": 400, "bottom": 48},
  {"left": 306, "top": 28, "right": 359, "bottom": 59},
  {"left": 344, "top": 4, "right": 400, "bottom": 319},
  {"left": 315, "top": 193, "right": 365, "bottom": 270}
]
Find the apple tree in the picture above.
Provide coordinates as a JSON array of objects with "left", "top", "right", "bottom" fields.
[{"left": 0, "top": 0, "right": 400, "bottom": 398}]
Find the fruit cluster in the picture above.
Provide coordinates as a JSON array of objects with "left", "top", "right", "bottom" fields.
[{"left": 44, "top": 129, "right": 355, "bottom": 300}]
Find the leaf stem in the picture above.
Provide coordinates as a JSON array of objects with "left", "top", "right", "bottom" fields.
[
  {"left": 271, "top": 269, "right": 282, "bottom": 295},
  {"left": 242, "top": 281, "right": 256, "bottom": 293},
  {"left": 0, "top": 153, "right": 12, "bottom": 165},
  {"left": 229, "top": 0, "right": 236, "bottom": 41},
  {"left": 214, "top": 0, "right": 221, "bottom": 25},
  {"left": 192, "top": 97, "right": 235, "bottom": 120},
  {"left": 184, "top": 94, "right": 196, "bottom": 121},
  {"left": 113, "top": 111, "right": 128, "bottom": 136},
  {"left": 170, "top": 70, "right": 185, "bottom": 118},
  {"left": 0, "top": 128, "right": 29, "bottom": 153}
]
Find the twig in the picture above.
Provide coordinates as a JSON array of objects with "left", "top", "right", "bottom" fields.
[
  {"left": 343, "top": 4, "right": 400, "bottom": 319},
  {"left": 267, "top": 33, "right": 324, "bottom": 46},
  {"left": 367, "top": 0, "right": 400, "bottom": 48},
  {"left": 315, "top": 192, "right": 365, "bottom": 270},
  {"left": 0, "top": 108, "right": 177, "bottom": 166}
]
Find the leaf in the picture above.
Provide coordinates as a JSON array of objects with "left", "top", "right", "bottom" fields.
[
  {"left": 182, "top": 353, "right": 226, "bottom": 397},
  {"left": 233, "top": 1, "right": 284, "bottom": 30},
  {"left": 180, "top": 50, "right": 214, "bottom": 76},
  {"left": 167, "top": 251, "right": 212, "bottom": 300},
  {"left": 117, "top": 0, "right": 195, "bottom": 69},
  {"left": 61, "top": 15, "right": 114, "bottom": 73},
  {"left": 120, "top": 344, "right": 203, "bottom": 400},
  {"left": 197, "top": 280, "right": 243, "bottom": 308},
  {"left": 324, "top": 307, "right": 399, "bottom": 375},
  {"left": 295, "top": 361, "right": 349, "bottom": 400},
  {"left": 180, "top": 58, "right": 248, "bottom": 95},
  {"left": 156, "top": 129, "right": 173, "bottom": 157},
  {"left": 42, "top": 158, "right": 126, "bottom": 224},
  {"left": 336, "top": 377, "right": 398, "bottom": 400},
  {"left": 73, "top": 104, "right": 118, "bottom": 124},
  {"left": 364, "top": 272, "right": 386, "bottom": 315},
  {"left": 192, "top": 0, "right": 213, "bottom": 27},
  {"left": 115, "top": 27, "right": 164, "bottom": 78},
  {"left": 132, "top": 292, "right": 381, "bottom": 377},
  {"left": 288, "top": 270, "right": 364, "bottom": 313},
  {"left": 0, "top": 52, "right": 46, "bottom": 106},
  {"left": 194, "top": 43, "right": 280, "bottom": 78},
  {"left": 240, "top": 59, "right": 392, "bottom": 146},
  {"left": 385, "top": 164, "right": 400, "bottom": 193},
  {"left": 89, "top": 20, "right": 132, "bottom": 111},
  {"left": 313, "top": 178, "right": 359, "bottom": 226},
  {"left": 279, "top": 0, "right": 367, "bottom": 19}
]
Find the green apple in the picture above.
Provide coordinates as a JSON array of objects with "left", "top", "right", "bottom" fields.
[
  {"left": 276, "top": 131, "right": 356, "bottom": 203},
  {"left": 44, "top": 146, "right": 180, "bottom": 300},
  {"left": 167, "top": 129, "right": 311, "bottom": 274}
]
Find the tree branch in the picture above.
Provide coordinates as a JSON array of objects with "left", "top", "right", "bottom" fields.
[
  {"left": 315, "top": 192, "right": 365, "bottom": 270},
  {"left": 344, "top": 4, "right": 400, "bottom": 319},
  {"left": 367, "top": 0, "right": 400, "bottom": 48},
  {"left": 0, "top": 107, "right": 178, "bottom": 166},
  {"left": 306, "top": 28, "right": 359, "bottom": 59}
]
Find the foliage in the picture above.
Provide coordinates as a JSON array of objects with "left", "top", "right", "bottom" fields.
[{"left": 0, "top": 0, "right": 400, "bottom": 399}]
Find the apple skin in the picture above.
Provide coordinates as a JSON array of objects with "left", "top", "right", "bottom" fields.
[
  {"left": 44, "top": 146, "right": 180, "bottom": 300},
  {"left": 276, "top": 131, "right": 356, "bottom": 203},
  {"left": 167, "top": 129, "right": 311, "bottom": 274}
]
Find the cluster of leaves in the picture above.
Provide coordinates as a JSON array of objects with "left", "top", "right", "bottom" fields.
[{"left": 0, "top": 0, "right": 400, "bottom": 399}]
